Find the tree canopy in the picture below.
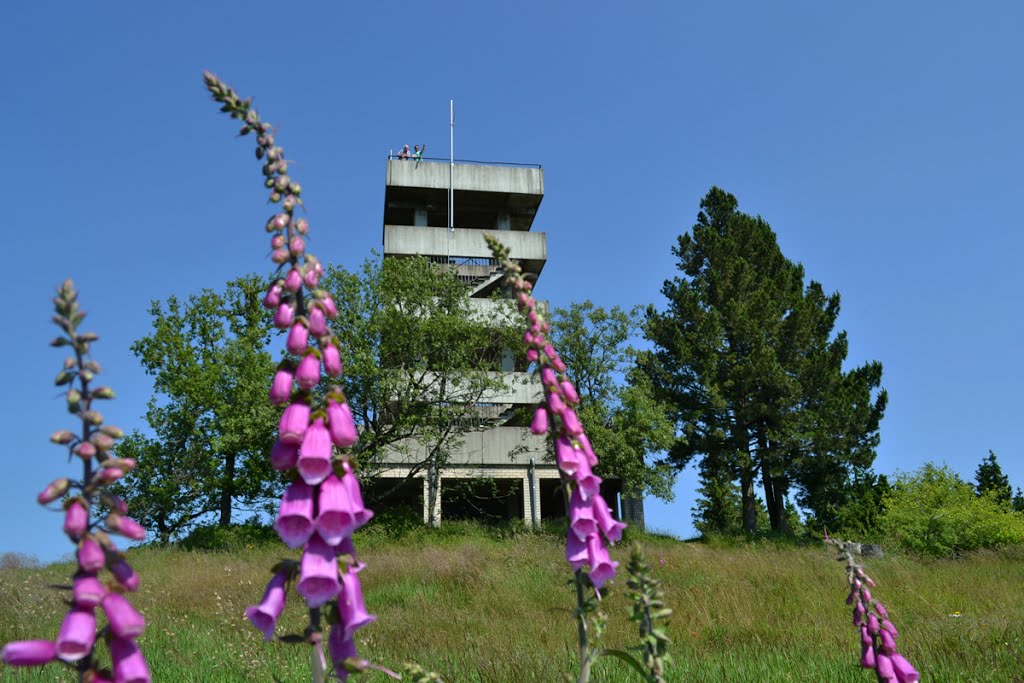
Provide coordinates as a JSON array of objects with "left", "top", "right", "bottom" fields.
[{"left": 642, "top": 187, "right": 887, "bottom": 534}]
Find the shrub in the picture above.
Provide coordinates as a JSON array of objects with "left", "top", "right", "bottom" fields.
[
  {"left": 179, "top": 520, "right": 279, "bottom": 552},
  {"left": 879, "top": 462, "right": 1024, "bottom": 556}
]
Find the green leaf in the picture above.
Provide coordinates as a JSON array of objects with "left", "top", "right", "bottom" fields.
[{"left": 596, "top": 648, "right": 648, "bottom": 678}]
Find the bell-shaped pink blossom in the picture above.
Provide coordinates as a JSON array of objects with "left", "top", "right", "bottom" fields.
[
  {"left": 55, "top": 607, "right": 96, "bottom": 662},
  {"left": 338, "top": 569, "right": 376, "bottom": 640},
  {"left": 63, "top": 500, "right": 88, "bottom": 538},
  {"left": 555, "top": 436, "right": 581, "bottom": 476},
  {"left": 284, "top": 268, "right": 302, "bottom": 292},
  {"left": 568, "top": 487, "right": 597, "bottom": 541},
  {"left": 891, "top": 654, "right": 919, "bottom": 682},
  {"left": 867, "top": 613, "right": 880, "bottom": 636},
  {"left": 561, "top": 409, "right": 583, "bottom": 436},
  {"left": 328, "top": 624, "right": 357, "bottom": 681},
  {"left": 73, "top": 576, "right": 106, "bottom": 608},
  {"left": 270, "top": 438, "right": 299, "bottom": 471},
  {"left": 278, "top": 401, "right": 310, "bottom": 444},
  {"left": 327, "top": 400, "right": 358, "bottom": 449},
  {"left": 316, "top": 475, "right": 357, "bottom": 545},
  {"left": 876, "top": 653, "right": 895, "bottom": 679},
  {"left": 573, "top": 457, "right": 602, "bottom": 501},
  {"left": 526, "top": 348, "right": 539, "bottom": 363},
  {"left": 297, "top": 534, "right": 341, "bottom": 608},
  {"left": 860, "top": 644, "right": 876, "bottom": 669},
  {"left": 106, "top": 514, "right": 146, "bottom": 541},
  {"left": 308, "top": 304, "right": 327, "bottom": 336},
  {"left": 593, "top": 494, "right": 626, "bottom": 544},
  {"left": 576, "top": 433, "right": 599, "bottom": 467},
  {"left": 286, "top": 322, "right": 309, "bottom": 355},
  {"left": 585, "top": 533, "right": 618, "bottom": 590},
  {"left": 273, "top": 302, "right": 295, "bottom": 329},
  {"left": 263, "top": 282, "right": 283, "bottom": 309},
  {"left": 340, "top": 462, "right": 373, "bottom": 526},
  {"left": 881, "top": 619, "right": 899, "bottom": 638},
  {"left": 298, "top": 419, "right": 332, "bottom": 486},
  {"left": 323, "top": 343, "right": 342, "bottom": 377},
  {"left": 547, "top": 391, "right": 566, "bottom": 415},
  {"left": 109, "top": 558, "right": 140, "bottom": 592},
  {"left": 102, "top": 592, "right": 146, "bottom": 639},
  {"left": 295, "top": 353, "right": 321, "bottom": 390},
  {"left": 270, "top": 371, "right": 294, "bottom": 408},
  {"left": 540, "top": 367, "right": 557, "bottom": 387},
  {"left": 110, "top": 637, "right": 151, "bottom": 683},
  {"left": 565, "top": 529, "right": 588, "bottom": 571},
  {"left": 246, "top": 570, "right": 288, "bottom": 641},
  {"left": 78, "top": 537, "right": 105, "bottom": 573},
  {"left": 275, "top": 480, "right": 315, "bottom": 548},
  {"left": 2, "top": 640, "right": 57, "bottom": 667},
  {"left": 561, "top": 380, "right": 580, "bottom": 404},
  {"left": 530, "top": 407, "right": 548, "bottom": 435},
  {"left": 860, "top": 625, "right": 873, "bottom": 646},
  {"left": 879, "top": 627, "right": 897, "bottom": 653}
]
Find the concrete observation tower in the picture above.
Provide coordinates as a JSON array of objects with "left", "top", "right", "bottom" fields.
[{"left": 376, "top": 155, "right": 644, "bottom": 529}]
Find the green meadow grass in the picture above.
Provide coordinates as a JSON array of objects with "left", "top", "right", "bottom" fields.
[{"left": 2, "top": 524, "right": 1022, "bottom": 682}]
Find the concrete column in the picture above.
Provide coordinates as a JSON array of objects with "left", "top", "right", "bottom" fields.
[
  {"left": 522, "top": 476, "right": 533, "bottom": 528},
  {"left": 423, "top": 475, "right": 442, "bottom": 526}
]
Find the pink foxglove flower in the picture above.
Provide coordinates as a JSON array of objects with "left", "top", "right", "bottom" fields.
[
  {"left": 110, "top": 637, "right": 151, "bottom": 683},
  {"left": 263, "top": 282, "right": 283, "bottom": 309},
  {"left": 106, "top": 513, "right": 146, "bottom": 541},
  {"left": 297, "top": 419, "right": 332, "bottom": 486},
  {"left": 555, "top": 436, "right": 581, "bottom": 476},
  {"left": 322, "top": 343, "right": 342, "bottom": 377},
  {"left": 328, "top": 625, "right": 357, "bottom": 681},
  {"left": 284, "top": 268, "right": 302, "bottom": 292},
  {"left": 295, "top": 353, "right": 321, "bottom": 390},
  {"left": 297, "top": 534, "right": 341, "bottom": 608},
  {"left": 270, "top": 438, "right": 299, "bottom": 471},
  {"left": 77, "top": 537, "right": 105, "bottom": 573},
  {"left": 530, "top": 407, "right": 548, "bottom": 435},
  {"left": 338, "top": 569, "right": 376, "bottom": 640},
  {"left": 327, "top": 399, "right": 358, "bottom": 448},
  {"left": 340, "top": 462, "right": 373, "bottom": 527},
  {"left": 246, "top": 570, "right": 288, "bottom": 641},
  {"left": 63, "top": 500, "right": 88, "bottom": 538},
  {"left": 286, "top": 322, "right": 309, "bottom": 355},
  {"left": 270, "top": 368, "right": 294, "bottom": 405},
  {"left": 273, "top": 302, "right": 295, "bottom": 329},
  {"left": 316, "top": 475, "right": 357, "bottom": 545},
  {"left": 568, "top": 487, "right": 598, "bottom": 541},
  {"left": 101, "top": 593, "right": 146, "bottom": 639},
  {"left": 38, "top": 478, "right": 70, "bottom": 504},
  {"left": 593, "top": 494, "right": 626, "bottom": 544},
  {"left": 73, "top": 576, "right": 106, "bottom": 608},
  {"left": 278, "top": 401, "right": 310, "bottom": 444},
  {"left": 275, "top": 481, "right": 315, "bottom": 548},
  {"left": 2, "top": 640, "right": 57, "bottom": 667},
  {"left": 585, "top": 533, "right": 618, "bottom": 590},
  {"left": 573, "top": 457, "right": 602, "bottom": 501},
  {"left": 55, "top": 607, "right": 97, "bottom": 662},
  {"left": 308, "top": 304, "right": 327, "bottom": 336}
]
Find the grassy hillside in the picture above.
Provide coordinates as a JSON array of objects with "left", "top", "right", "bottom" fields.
[{"left": 2, "top": 525, "right": 1022, "bottom": 682}]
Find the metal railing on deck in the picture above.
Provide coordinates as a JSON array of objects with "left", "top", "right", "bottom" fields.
[{"left": 387, "top": 154, "right": 541, "bottom": 169}]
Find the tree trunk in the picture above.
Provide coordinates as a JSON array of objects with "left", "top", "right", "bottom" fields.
[
  {"left": 219, "top": 452, "right": 235, "bottom": 526},
  {"left": 740, "top": 469, "right": 757, "bottom": 534},
  {"left": 771, "top": 474, "right": 790, "bottom": 533},
  {"left": 761, "top": 459, "right": 780, "bottom": 530}
]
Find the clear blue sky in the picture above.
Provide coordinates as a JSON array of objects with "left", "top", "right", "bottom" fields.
[{"left": 4, "top": 3, "right": 1023, "bottom": 561}]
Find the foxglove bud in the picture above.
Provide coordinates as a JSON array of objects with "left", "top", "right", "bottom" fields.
[
  {"left": 109, "top": 558, "right": 140, "bottom": 592},
  {"left": 323, "top": 343, "right": 342, "bottom": 377},
  {"left": 303, "top": 265, "right": 319, "bottom": 288},
  {"left": 263, "top": 282, "right": 283, "bottom": 309},
  {"left": 38, "top": 478, "right": 70, "bottom": 504},
  {"left": 273, "top": 302, "right": 295, "bottom": 328},
  {"left": 106, "top": 514, "right": 146, "bottom": 541},
  {"left": 78, "top": 538, "right": 105, "bottom": 572},
  {"left": 270, "top": 438, "right": 299, "bottom": 471},
  {"left": 308, "top": 305, "right": 327, "bottom": 336},
  {"left": 547, "top": 391, "right": 566, "bottom": 415},
  {"left": 74, "top": 442, "right": 97, "bottom": 459},
  {"left": 73, "top": 576, "right": 106, "bottom": 608},
  {"left": 540, "top": 367, "right": 556, "bottom": 386},
  {"left": 271, "top": 248, "right": 289, "bottom": 264},
  {"left": 284, "top": 268, "right": 302, "bottom": 292},
  {"left": 271, "top": 234, "right": 285, "bottom": 249},
  {"left": 50, "top": 430, "right": 75, "bottom": 445},
  {"left": 295, "top": 353, "right": 321, "bottom": 389},
  {"left": 64, "top": 501, "right": 88, "bottom": 537},
  {"left": 289, "top": 236, "right": 305, "bottom": 255},
  {"left": 560, "top": 380, "right": 580, "bottom": 405},
  {"left": 295, "top": 217, "right": 309, "bottom": 234},
  {"left": 320, "top": 295, "right": 338, "bottom": 319},
  {"left": 2, "top": 640, "right": 58, "bottom": 667},
  {"left": 101, "top": 593, "right": 146, "bottom": 639},
  {"left": 327, "top": 400, "right": 358, "bottom": 449},
  {"left": 279, "top": 401, "right": 311, "bottom": 444},
  {"left": 286, "top": 322, "right": 309, "bottom": 355},
  {"left": 561, "top": 409, "right": 583, "bottom": 436},
  {"left": 530, "top": 407, "right": 548, "bottom": 435},
  {"left": 269, "top": 368, "right": 294, "bottom": 405}
]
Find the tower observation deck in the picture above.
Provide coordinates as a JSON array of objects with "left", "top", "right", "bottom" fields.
[{"left": 375, "top": 156, "right": 642, "bottom": 529}]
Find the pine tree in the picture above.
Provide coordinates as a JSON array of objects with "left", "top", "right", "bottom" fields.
[{"left": 975, "top": 450, "right": 1012, "bottom": 505}]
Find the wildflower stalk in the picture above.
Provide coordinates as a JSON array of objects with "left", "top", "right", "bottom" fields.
[
  {"left": 625, "top": 545, "right": 672, "bottom": 683},
  {"left": 205, "top": 72, "right": 374, "bottom": 682},
  {"left": 827, "top": 537, "right": 919, "bottom": 683},
  {"left": 2, "top": 279, "right": 150, "bottom": 682},
  {"left": 486, "top": 234, "right": 631, "bottom": 683}
]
